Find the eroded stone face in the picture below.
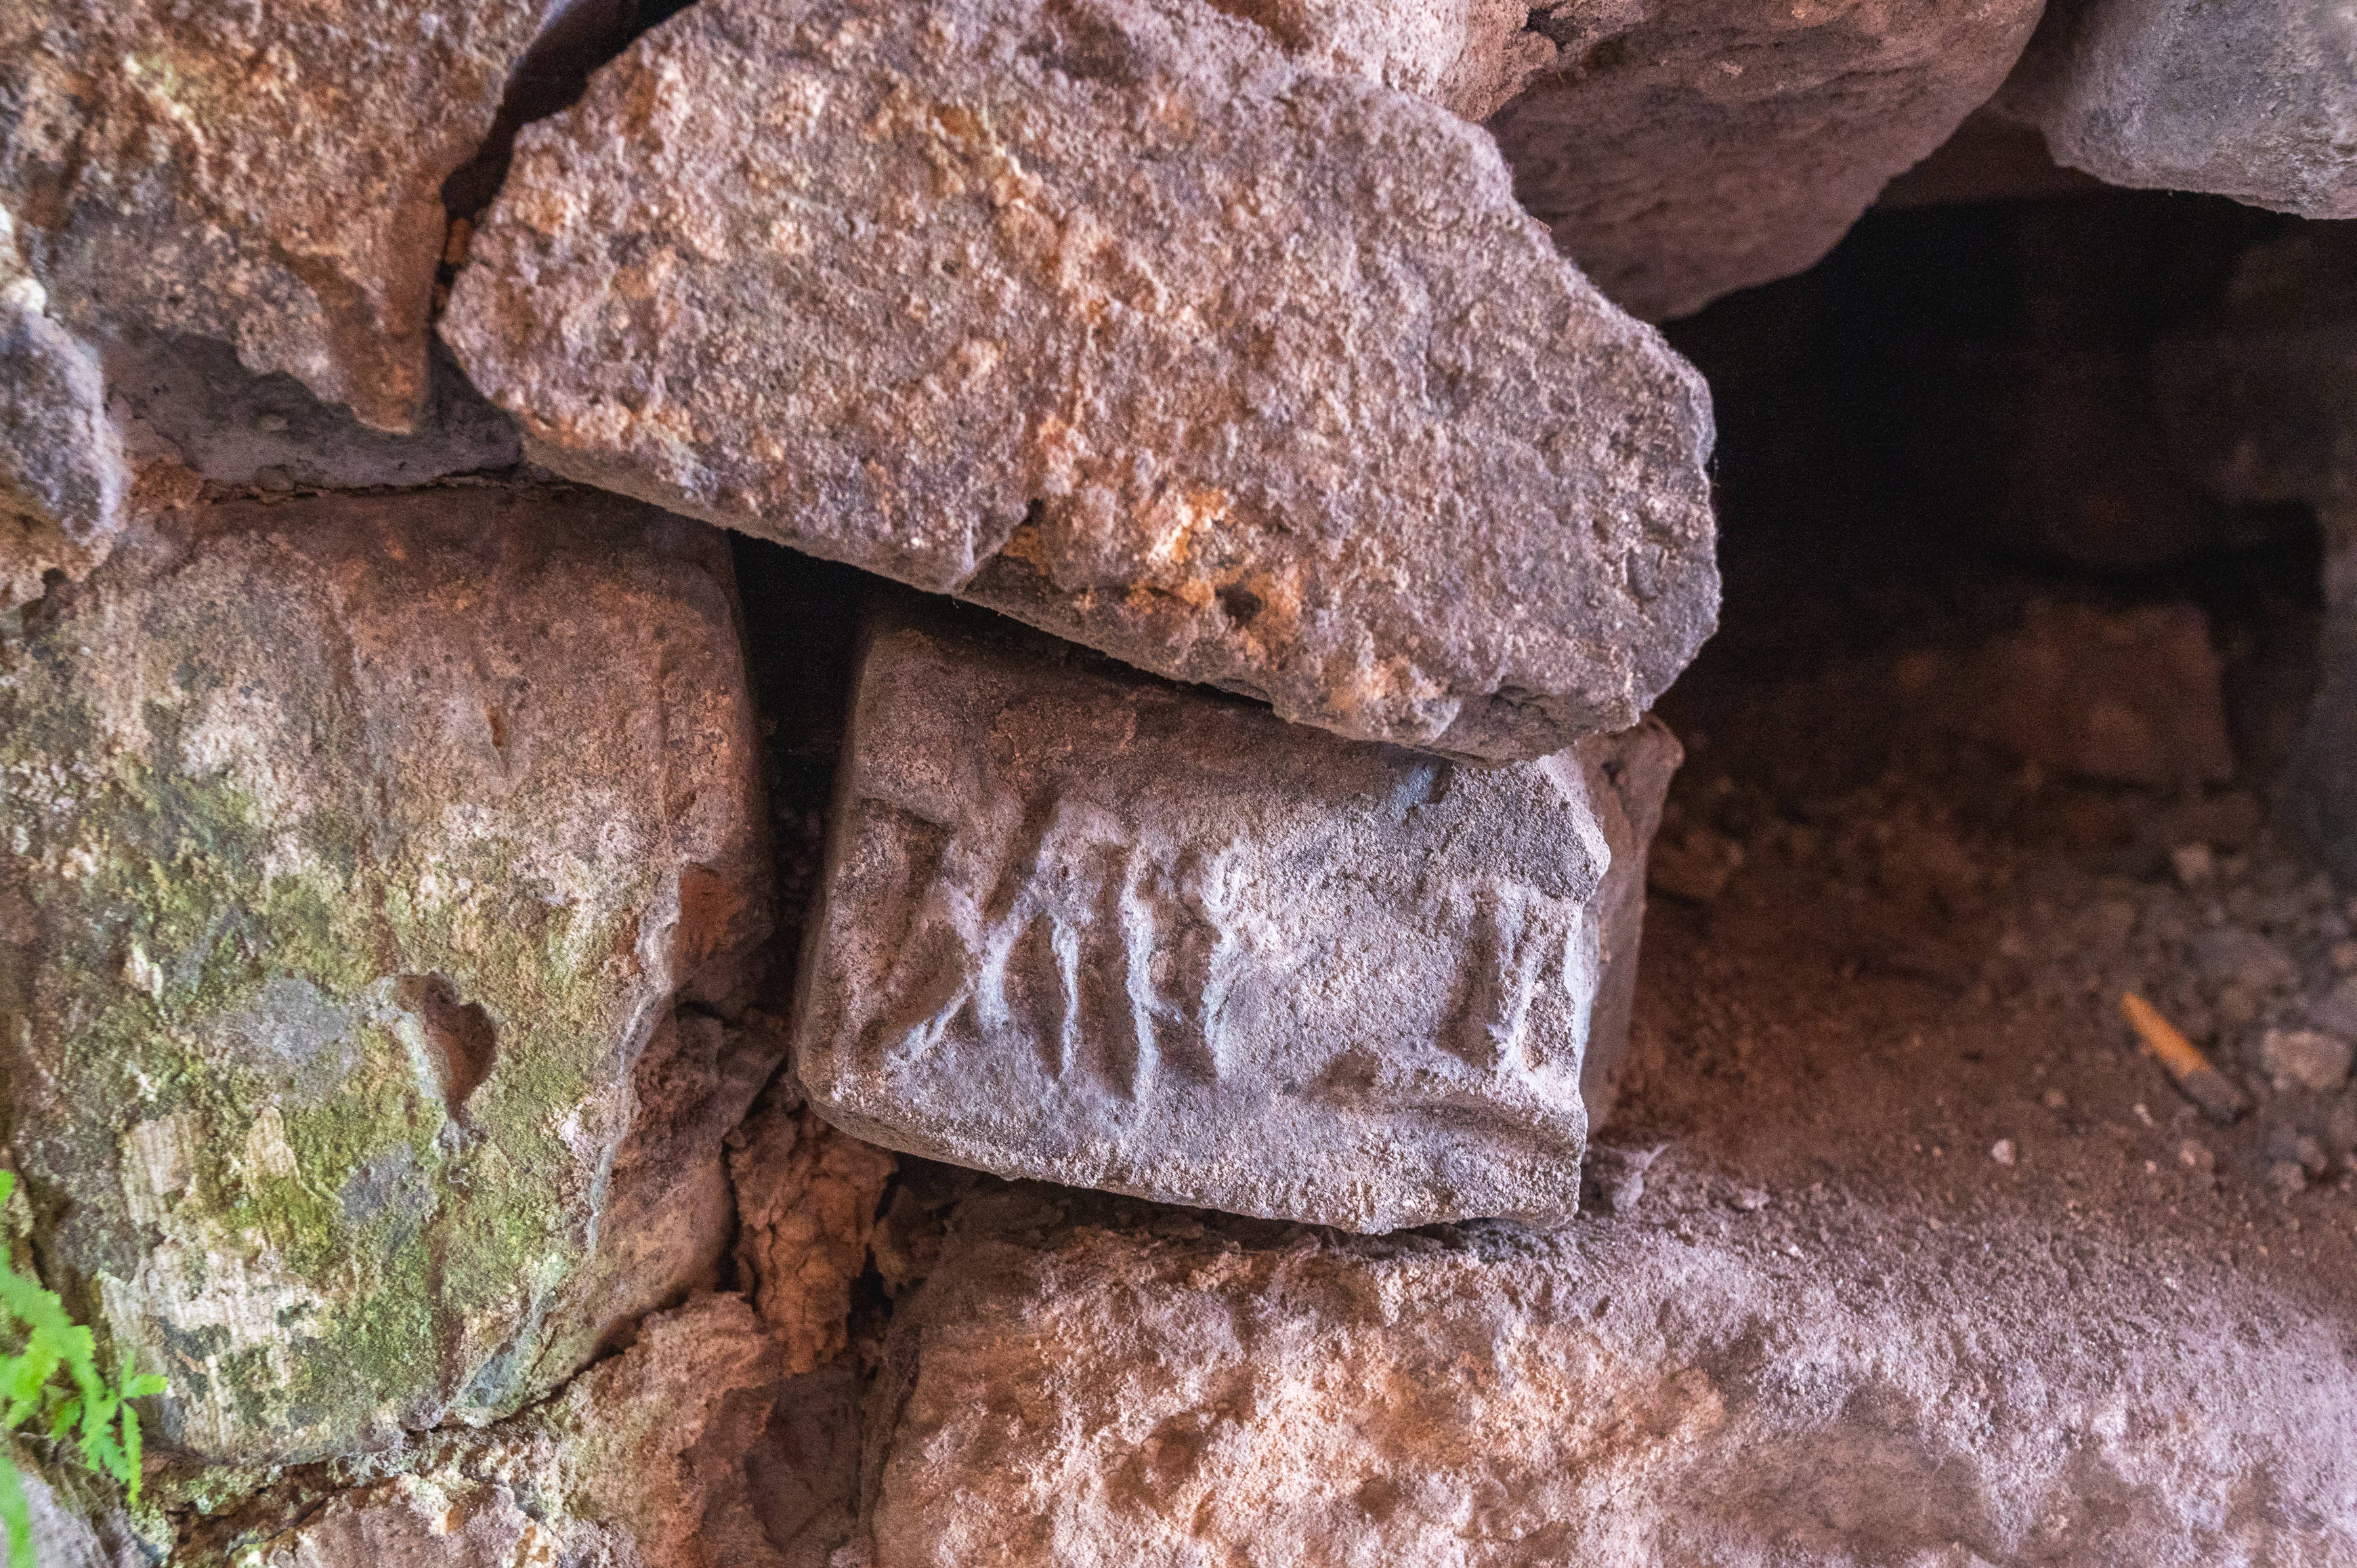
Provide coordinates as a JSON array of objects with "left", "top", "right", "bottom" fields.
[
  {"left": 1574, "top": 711, "right": 1680, "bottom": 1127},
  {"left": 864, "top": 1190, "right": 2357, "bottom": 1566},
  {"left": 1216, "top": 0, "right": 1554, "bottom": 119},
  {"left": 0, "top": 0, "right": 553, "bottom": 432},
  {"left": 794, "top": 608, "right": 1676, "bottom": 1232},
  {"left": 1490, "top": 0, "right": 2046, "bottom": 320},
  {"left": 100, "top": 334, "right": 522, "bottom": 494},
  {"left": 729, "top": 1084, "right": 898, "bottom": 1375},
  {"left": 442, "top": 0, "right": 1718, "bottom": 762},
  {"left": 172, "top": 1295, "right": 860, "bottom": 1568},
  {"left": 1, "top": 285, "right": 125, "bottom": 607},
  {"left": 1997, "top": 0, "right": 2357, "bottom": 219},
  {"left": 0, "top": 489, "right": 769, "bottom": 1463}
]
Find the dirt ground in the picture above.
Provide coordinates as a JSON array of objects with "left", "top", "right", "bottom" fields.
[{"left": 1602, "top": 511, "right": 2357, "bottom": 1397}]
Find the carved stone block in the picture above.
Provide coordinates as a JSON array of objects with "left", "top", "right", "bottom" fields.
[{"left": 794, "top": 606, "right": 1676, "bottom": 1231}]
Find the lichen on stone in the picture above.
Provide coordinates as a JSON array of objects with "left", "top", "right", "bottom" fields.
[{"left": 0, "top": 488, "right": 771, "bottom": 1465}]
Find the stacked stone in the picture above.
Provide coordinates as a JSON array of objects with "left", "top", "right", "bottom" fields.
[
  {"left": 4, "top": 0, "right": 1707, "bottom": 1557},
  {"left": 5, "top": 0, "right": 2355, "bottom": 1560}
]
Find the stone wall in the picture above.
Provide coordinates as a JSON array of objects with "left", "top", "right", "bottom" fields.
[{"left": 4, "top": 0, "right": 2356, "bottom": 1560}]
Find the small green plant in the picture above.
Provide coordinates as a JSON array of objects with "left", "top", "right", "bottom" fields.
[{"left": 0, "top": 1171, "right": 166, "bottom": 1568}]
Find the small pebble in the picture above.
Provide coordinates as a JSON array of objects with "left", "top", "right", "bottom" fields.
[
  {"left": 2178, "top": 1140, "right": 2215, "bottom": 1173},
  {"left": 1989, "top": 1139, "right": 2016, "bottom": 1166},
  {"left": 2041, "top": 1088, "right": 2069, "bottom": 1111},
  {"left": 1732, "top": 1187, "right": 1770, "bottom": 1212},
  {"left": 2331, "top": 1100, "right": 2357, "bottom": 1151},
  {"left": 2192, "top": 928, "right": 2300, "bottom": 994},
  {"left": 2270, "top": 1160, "right": 2310, "bottom": 1196},
  {"left": 2171, "top": 843, "right": 2215, "bottom": 887},
  {"left": 2312, "top": 975, "right": 2357, "bottom": 1038},
  {"left": 2088, "top": 899, "right": 2138, "bottom": 953},
  {"left": 2270, "top": 1128, "right": 2331, "bottom": 1177},
  {"left": 2262, "top": 1028, "right": 2354, "bottom": 1094}
]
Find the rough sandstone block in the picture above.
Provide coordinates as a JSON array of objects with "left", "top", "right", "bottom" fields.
[
  {"left": 863, "top": 1189, "right": 2357, "bottom": 1566},
  {"left": 174, "top": 1294, "right": 861, "bottom": 1568},
  {"left": 794, "top": 607, "right": 1678, "bottom": 1232},
  {"left": 1489, "top": 0, "right": 2047, "bottom": 321},
  {"left": 1998, "top": 0, "right": 2357, "bottom": 219},
  {"left": 442, "top": 0, "right": 1718, "bottom": 763},
  {"left": 1, "top": 280, "right": 126, "bottom": 607},
  {"left": 0, "top": 489, "right": 771, "bottom": 1463},
  {"left": 1, "top": 0, "right": 554, "bottom": 431},
  {"left": 1212, "top": 0, "right": 1554, "bottom": 120},
  {"left": 729, "top": 1083, "right": 899, "bottom": 1375}
]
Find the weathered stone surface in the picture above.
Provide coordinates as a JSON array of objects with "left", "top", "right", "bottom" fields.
[
  {"left": 863, "top": 1188, "right": 2357, "bottom": 1565},
  {"left": 575, "top": 1006, "right": 797, "bottom": 1357},
  {"left": 1218, "top": 0, "right": 1552, "bottom": 119},
  {"left": 1, "top": 281, "right": 124, "bottom": 608},
  {"left": 1, "top": 0, "right": 552, "bottom": 432},
  {"left": 1489, "top": 0, "right": 2046, "bottom": 321},
  {"left": 102, "top": 334, "right": 521, "bottom": 493},
  {"left": 0, "top": 488, "right": 771, "bottom": 1463},
  {"left": 1996, "top": 0, "right": 2357, "bottom": 219},
  {"left": 729, "top": 1084, "right": 897, "bottom": 1375},
  {"left": 794, "top": 607, "right": 1676, "bottom": 1231},
  {"left": 442, "top": 0, "right": 1718, "bottom": 762},
  {"left": 1577, "top": 716, "right": 1678, "bottom": 1126},
  {"left": 174, "top": 1295, "right": 860, "bottom": 1568},
  {"left": 11, "top": 1441, "right": 138, "bottom": 1568}
]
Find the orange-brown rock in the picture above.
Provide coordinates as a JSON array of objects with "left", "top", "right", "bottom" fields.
[
  {"left": 729, "top": 1089, "right": 897, "bottom": 1374},
  {"left": 442, "top": 0, "right": 1718, "bottom": 762},
  {"left": 1, "top": 0, "right": 552, "bottom": 431},
  {"left": 863, "top": 1189, "right": 2357, "bottom": 1564}
]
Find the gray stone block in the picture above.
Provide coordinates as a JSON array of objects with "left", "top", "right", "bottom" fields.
[
  {"left": 1999, "top": 0, "right": 2357, "bottom": 218},
  {"left": 1, "top": 281, "right": 127, "bottom": 608},
  {"left": 793, "top": 606, "right": 1677, "bottom": 1232}
]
